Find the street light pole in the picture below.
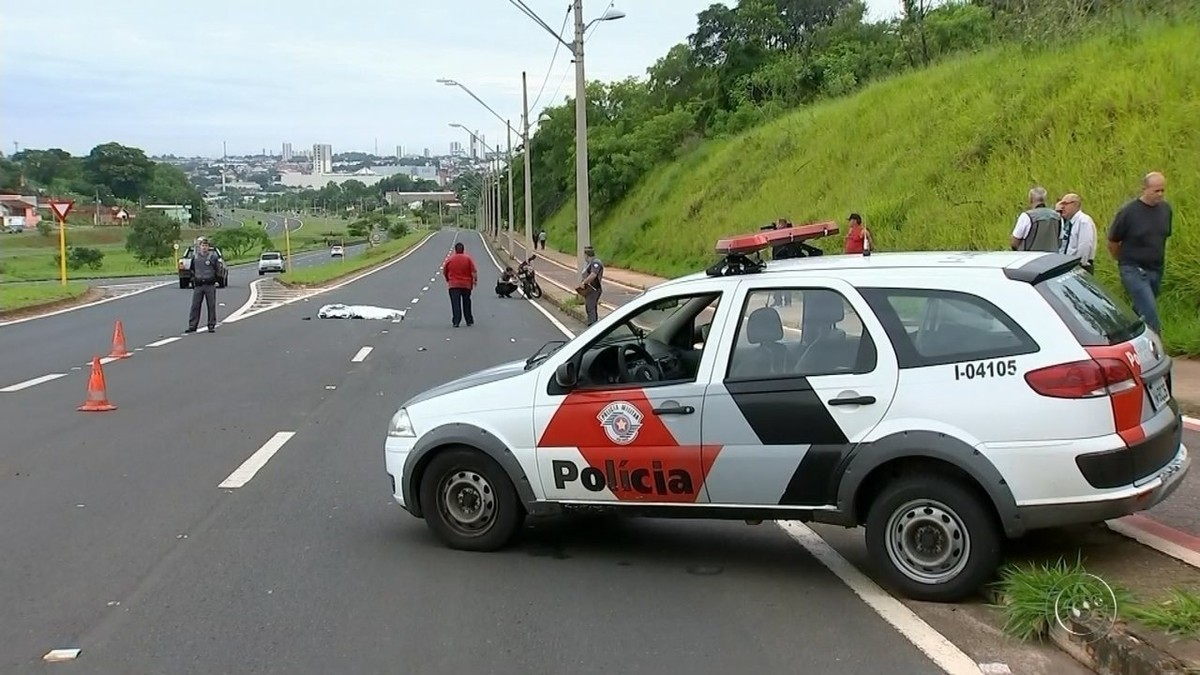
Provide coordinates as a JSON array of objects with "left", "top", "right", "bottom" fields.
[
  {"left": 494, "top": 154, "right": 502, "bottom": 238},
  {"left": 522, "top": 71, "right": 534, "bottom": 257},
  {"left": 572, "top": 0, "right": 590, "bottom": 271},
  {"left": 507, "top": 120, "right": 515, "bottom": 250}
]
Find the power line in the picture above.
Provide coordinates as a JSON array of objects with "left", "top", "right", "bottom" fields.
[{"left": 530, "top": 6, "right": 572, "bottom": 111}]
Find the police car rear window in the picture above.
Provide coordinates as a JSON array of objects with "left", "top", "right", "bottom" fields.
[{"left": 1036, "top": 267, "right": 1144, "bottom": 346}]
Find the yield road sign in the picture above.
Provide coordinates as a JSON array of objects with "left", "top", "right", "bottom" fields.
[{"left": 49, "top": 201, "right": 74, "bottom": 221}]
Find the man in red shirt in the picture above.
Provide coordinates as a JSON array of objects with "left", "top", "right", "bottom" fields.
[
  {"left": 442, "top": 242, "right": 478, "bottom": 327},
  {"left": 844, "top": 213, "right": 872, "bottom": 254}
]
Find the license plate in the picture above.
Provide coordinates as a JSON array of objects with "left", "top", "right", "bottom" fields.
[{"left": 1148, "top": 376, "right": 1170, "bottom": 411}]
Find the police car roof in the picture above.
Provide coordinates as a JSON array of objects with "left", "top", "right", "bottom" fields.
[{"left": 664, "top": 250, "right": 1073, "bottom": 288}]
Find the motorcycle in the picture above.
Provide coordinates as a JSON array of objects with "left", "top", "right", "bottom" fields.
[{"left": 517, "top": 255, "right": 543, "bottom": 298}]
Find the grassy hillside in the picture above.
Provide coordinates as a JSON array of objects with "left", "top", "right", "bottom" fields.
[{"left": 540, "top": 19, "right": 1200, "bottom": 353}]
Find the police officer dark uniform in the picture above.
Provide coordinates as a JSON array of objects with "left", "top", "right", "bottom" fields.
[
  {"left": 187, "top": 237, "right": 225, "bottom": 333},
  {"left": 577, "top": 246, "right": 605, "bottom": 326}
]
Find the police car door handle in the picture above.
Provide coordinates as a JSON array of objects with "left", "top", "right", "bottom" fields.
[
  {"left": 653, "top": 404, "right": 695, "bottom": 415},
  {"left": 828, "top": 395, "right": 876, "bottom": 406}
]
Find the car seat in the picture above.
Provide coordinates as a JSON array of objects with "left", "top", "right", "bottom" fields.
[
  {"left": 795, "top": 291, "right": 861, "bottom": 374},
  {"left": 731, "top": 307, "right": 792, "bottom": 378}
]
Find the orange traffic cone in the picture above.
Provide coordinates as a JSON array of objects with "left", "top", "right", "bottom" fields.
[
  {"left": 108, "top": 320, "right": 131, "bottom": 359},
  {"left": 78, "top": 356, "right": 117, "bottom": 412}
]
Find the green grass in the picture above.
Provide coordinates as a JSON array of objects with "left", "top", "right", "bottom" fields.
[
  {"left": 0, "top": 281, "right": 91, "bottom": 312},
  {"left": 278, "top": 230, "right": 430, "bottom": 286},
  {"left": 540, "top": 18, "right": 1200, "bottom": 354},
  {"left": 0, "top": 221, "right": 344, "bottom": 282},
  {"left": 991, "top": 557, "right": 1200, "bottom": 641}
]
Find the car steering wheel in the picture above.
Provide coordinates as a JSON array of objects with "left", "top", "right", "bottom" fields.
[{"left": 616, "top": 343, "right": 663, "bottom": 383}]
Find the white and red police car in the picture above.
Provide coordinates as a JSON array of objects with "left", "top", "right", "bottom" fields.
[{"left": 384, "top": 224, "right": 1189, "bottom": 602}]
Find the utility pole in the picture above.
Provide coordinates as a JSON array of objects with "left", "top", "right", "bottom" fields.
[
  {"left": 522, "top": 71, "right": 535, "bottom": 256},
  {"left": 506, "top": 120, "right": 515, "bottom": 249},
  {"left": 572, "top": 0, "right": 590, "bottom": 271}
]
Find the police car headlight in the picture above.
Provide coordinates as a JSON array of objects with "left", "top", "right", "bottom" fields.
[{"left": 388, "top": 408, "right": 416, "bottom": 438}]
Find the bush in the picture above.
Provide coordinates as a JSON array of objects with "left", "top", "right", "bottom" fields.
[{"left": 53, "top": 245, "right": 106, "bottom": 271}]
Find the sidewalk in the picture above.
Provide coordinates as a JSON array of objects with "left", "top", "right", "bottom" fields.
[{"left": 489, "top": 231, "right": 1200, "bottom": 564}]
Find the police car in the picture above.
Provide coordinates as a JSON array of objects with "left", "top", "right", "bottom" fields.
[{"left": 384, "top": 224, "right": 1189, "bottom": 603}]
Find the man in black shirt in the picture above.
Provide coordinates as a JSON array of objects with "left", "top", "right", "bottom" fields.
[{"left": 1107, "top": 171, "right": 1172, "bottom": 334}]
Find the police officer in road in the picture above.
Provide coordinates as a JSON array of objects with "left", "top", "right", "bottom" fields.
[{"left": 187, "top": 237, "right": 225, "bottom": 333}]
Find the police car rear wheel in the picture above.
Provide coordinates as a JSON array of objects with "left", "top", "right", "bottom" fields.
[
  {"left": 865, "top": 475, "right": 1001, "bottom": 603},
  {"left": 420, "top": 449, "right": 523, "bottom": 551}
]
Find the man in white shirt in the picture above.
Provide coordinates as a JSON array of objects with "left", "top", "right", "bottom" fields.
[{"left": 1057, "top": 193, "right": 1097, "bottom": 273}]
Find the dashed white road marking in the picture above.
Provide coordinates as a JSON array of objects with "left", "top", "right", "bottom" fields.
[
  {"left": 42, "top": 648, "right": 81, "bottom": 662},
  {"left": 218, "top": 431, "right": 296, "bottom": 489},
  {"left": 475, "top": 230, "right": 980, "bottom": 675},
  {"left": 422, "top": 286, "right": 429, "bottom": 291},
  {"left": 411, "top": 297, "right": 420, "bottom": 304},
  {"left": 351, "top": 346, "right": 373, "bottom": 363},
  {"left": 146, "top": 337, "right": 182, "bottom": 348},
  {"left": 0, "top": 373, "right": 67, "bottom": 392}
]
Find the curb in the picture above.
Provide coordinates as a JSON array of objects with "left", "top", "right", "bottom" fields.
[{"left": 983, "top": 585, "right": 1197, "bottom": 675}]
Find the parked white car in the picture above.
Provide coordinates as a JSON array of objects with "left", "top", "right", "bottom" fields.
[{"left": 384, "top": 239, "right": 1189, "bottom": 604}]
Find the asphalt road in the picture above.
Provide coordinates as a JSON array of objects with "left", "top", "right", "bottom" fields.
[
  {"left": 0, "top": 228, "right": 945, "bottom": 674},
  {"left": 0, "top": 244, "right": 367, "bottom": 390}
]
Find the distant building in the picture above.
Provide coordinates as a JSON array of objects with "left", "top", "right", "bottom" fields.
[
  {"left": 0, "top": 194, "right": 39, "bottom": 231},
  {"left": 384, "top": 191, "right": 458, "bottom": 205},
  {"left": 449, "top": 141, "right": 464, "bottom": 157},
  {"left": 282, "top": 142, "right": 293, "bottom": 161},
  {"left": 396, "top": 145, "right": 403, "bottom": 158},
  {"left": 144, "top": 204, "right": 193, "bottom": 224},
  {"left": 312, "top": 144, "right": 333, "bottom": 174}
]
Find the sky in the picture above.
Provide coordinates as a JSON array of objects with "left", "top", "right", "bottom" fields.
[{"left": 0, "top": 0, "right": 902, "bottom": 160}]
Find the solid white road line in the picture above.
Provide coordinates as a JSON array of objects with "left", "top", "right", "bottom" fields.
[
  {"left": 477, "top": 232, "right": 578, "bottom": 338},
  {"left": 0, "top": 280, "right": 174, "bottom": 328},
  {"left": 477, "top": 229, "right": 979, "bottom": 675},
  {"left": 351, "top": 346, "right": 373, "bottom": 363},
  {"left": 223, "top": 230, "right": 438, "bottom": 324},
  {"left": 146, "top": 337, "right": 182, "bottom": 348},
  {"left": 778, "top": 522, "right": 984, "bottom": 675},
  {"left": 0, "top": 373, "right": 67, "bottom": 393},
  {"left": 218, "top": 431, "right": 296, "bottom": 489}
]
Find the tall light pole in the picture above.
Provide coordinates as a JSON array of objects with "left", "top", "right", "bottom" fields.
[
  {"left": 522, "top": 71, "right": 534, "bottom": 256},
  {"left": 506, "top": 0, "right": 625, "bottom": 268},
  {"left": 506, "top": 120, "right": 515, "bottom": 248}
]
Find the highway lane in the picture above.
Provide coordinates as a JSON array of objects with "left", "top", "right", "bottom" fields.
[
  {"left": 0, "top": 228, "right": 946, "bottom": 674},
  {"left": 0, "top": 243, "right": 367, "bottom": 390}
]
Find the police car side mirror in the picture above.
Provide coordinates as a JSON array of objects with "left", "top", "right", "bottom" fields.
[{"left": 555, "top": 361, "right": 578, "bottom": 388}]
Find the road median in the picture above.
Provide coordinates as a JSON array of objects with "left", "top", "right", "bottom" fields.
[
  {"left": 0, "top": 282, "right": 100, "bottom": 320},
  {"left": 277, "top": 230, "right": 431, "bottom": 289}
]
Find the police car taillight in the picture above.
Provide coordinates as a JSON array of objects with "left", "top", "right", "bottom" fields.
[{"left": 1024, "top": 357, "right": 1136, "bottom": 398}]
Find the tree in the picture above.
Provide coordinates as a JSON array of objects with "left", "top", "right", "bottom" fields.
[
  {"left": 83, "top": 142, "right": 155, "bottom": 200},
  {"left": 125, "top": 210, "right": 181, "bottom": 264}
]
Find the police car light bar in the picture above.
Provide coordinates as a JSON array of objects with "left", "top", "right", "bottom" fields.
[{"left": 714, "top": 221, "right": 839, "bottom": 255}]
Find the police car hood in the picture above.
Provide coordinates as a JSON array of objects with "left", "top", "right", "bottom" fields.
[{"left": 403, "top": 358, "right": 529, "bottom": 408}]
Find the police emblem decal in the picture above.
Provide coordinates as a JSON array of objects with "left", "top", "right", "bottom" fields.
[{"left": 597, "top": 401, "right": 644, "bottom": 445}]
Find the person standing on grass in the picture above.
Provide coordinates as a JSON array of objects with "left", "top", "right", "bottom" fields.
[
  {"left": 1057, "top": 193, "right": 1098, "bottom": 274},
  {"left": 442, "top": 242, "right": 477, "bottom": 328},
  {"left": 1108, "top": 171, "right": 1172, "bottom": 335},
  {"left": 1010, "top": 186, "right": 1062, "bottom": 252},
  {"left": 844, "top": 213, "right": 873, "bottom": 254}
]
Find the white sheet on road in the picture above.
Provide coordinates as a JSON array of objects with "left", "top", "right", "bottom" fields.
[{"left": 316, "top": 303, "right": 406, "bottom": 321}]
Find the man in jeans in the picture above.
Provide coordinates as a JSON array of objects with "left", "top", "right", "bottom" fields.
[
  {"left": 1108, "top": 172, "right": 1172, "bottom": 334},
  {"left": 442, "top": 241, "right": 477, "bottom": 327},
  {"left": 187, "top": 237, "right": 225, "bottom": 333}
]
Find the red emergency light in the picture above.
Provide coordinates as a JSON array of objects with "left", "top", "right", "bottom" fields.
[{"left": 714, "top": 221, "right": 839, "bottom": 255}]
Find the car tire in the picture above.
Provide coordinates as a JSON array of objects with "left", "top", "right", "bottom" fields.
[
  {"left": 259, "top": 270, "right": 264, "bottom": 276},
  {"left": 864, "top": 474, "right": 1002, "bottom": 603},
  {"left": 418, "top": 448, "right": 524, "bottom": 552}
]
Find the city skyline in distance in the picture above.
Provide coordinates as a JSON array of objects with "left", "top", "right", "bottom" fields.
[{"left": 0, "top": 0, "right": 902, "bottom": 158}]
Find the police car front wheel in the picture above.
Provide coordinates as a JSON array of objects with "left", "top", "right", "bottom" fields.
[
  {"left": 864, "top": 475, "right": 1002, "bottom": 603},
  {"left": 419, "top": 448, "right": 524, "bottom": 551}
]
